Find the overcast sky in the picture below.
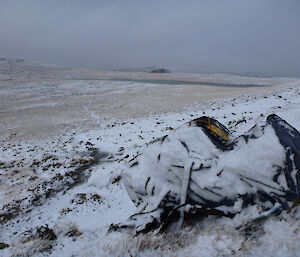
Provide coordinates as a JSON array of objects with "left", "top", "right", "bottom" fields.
[{"left": 0, "top": 0, "right": 299, "bottom": 76}]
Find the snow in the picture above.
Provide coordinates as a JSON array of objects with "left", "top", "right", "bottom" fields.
[
  {"left": 122, "top": 114, "right": 289, "bottom": 224},
  {"left": 0, "top": 59, "right": 300, "bottom": 256}
]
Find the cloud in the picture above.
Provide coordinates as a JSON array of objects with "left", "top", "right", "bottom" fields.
[{"left": 0, "top": 0, "right": 300, "bottom": 76}]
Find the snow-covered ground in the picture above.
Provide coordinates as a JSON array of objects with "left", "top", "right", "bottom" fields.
[{"left": 1, "top": 59, "right": 300, "bottom": 256}]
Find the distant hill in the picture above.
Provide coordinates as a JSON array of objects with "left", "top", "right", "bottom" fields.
[{"left": 0, "top": 58, "right": 86, "bottom": 79}]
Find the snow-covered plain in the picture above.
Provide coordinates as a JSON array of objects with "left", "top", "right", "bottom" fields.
[{"left": 0, "top": 59, "right": 300, "bottom": 256}]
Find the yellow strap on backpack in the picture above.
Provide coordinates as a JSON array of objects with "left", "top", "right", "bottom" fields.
[{"left": 206, "top": 124, "right": 230, "bottom": 141}]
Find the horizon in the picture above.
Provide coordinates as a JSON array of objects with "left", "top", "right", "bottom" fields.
[{"left": 1, "top": 56, "right": 298, "bottom": 79}]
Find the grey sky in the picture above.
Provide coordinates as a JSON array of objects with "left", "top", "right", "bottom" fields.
[{"left": 1, "top": 0, "right": 300, "bottom": 76}]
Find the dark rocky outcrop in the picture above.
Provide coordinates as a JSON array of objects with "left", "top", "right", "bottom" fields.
[{"left": 149, "top": 68, "right": 171, "bottom": 74}]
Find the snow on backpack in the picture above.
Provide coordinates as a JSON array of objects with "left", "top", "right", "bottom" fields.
[{"left": 110, "top": 114, "right": 300, "bottom": 233}]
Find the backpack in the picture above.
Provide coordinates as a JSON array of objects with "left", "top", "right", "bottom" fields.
[{"left": 110, "top": 115, "right": 300, "bottom": 233}]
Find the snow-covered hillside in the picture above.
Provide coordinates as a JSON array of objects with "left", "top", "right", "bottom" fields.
[
  {"left": 0, "top": 58, "right": 89, "bottom": 79},
  {"left": 0, "top": 57, "right": 296, "bottom": 83},
  {"left": 0, "top": 58, "right": 297, "bottom": 143},
  {"left": 0, "top": 59, "right": 300, "bottom": 256}
]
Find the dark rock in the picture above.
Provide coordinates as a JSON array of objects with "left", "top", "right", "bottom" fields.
[
  {"left": 149, "top": 68, "right": 171, "bottom": 73},
  {"left": 0, "top": 242, "right": 9, "bottom": 250}
]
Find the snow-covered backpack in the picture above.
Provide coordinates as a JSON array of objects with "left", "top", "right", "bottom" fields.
[{"left": 110, "top": 114, "right": 300, "bottom": 233}]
